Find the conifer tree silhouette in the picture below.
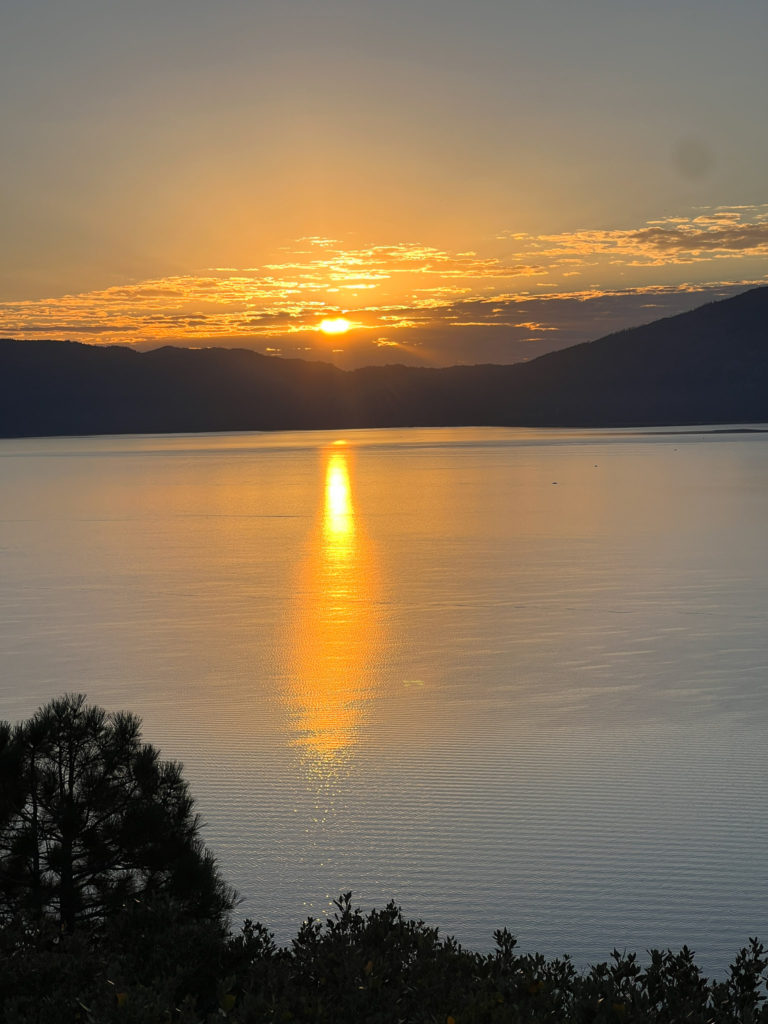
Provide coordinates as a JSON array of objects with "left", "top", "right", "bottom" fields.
[{"left": 0, "top": 694, "right": 234, "bottom": 930}]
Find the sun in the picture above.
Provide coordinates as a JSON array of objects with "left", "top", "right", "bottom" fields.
[{"left": 318, "top": 317, "right": 352, "bottom": 336}]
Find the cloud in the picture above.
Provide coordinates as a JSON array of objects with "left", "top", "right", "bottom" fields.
[
  {"left": 2, "top": 208, "right": 767, "bottom": 367},
  {"left": 498, "top": 204, "right": 768, "bottom": 267}
]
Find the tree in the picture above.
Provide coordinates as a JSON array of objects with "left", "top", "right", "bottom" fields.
[{"left": 0, "top": 694, "right": 235, "bottom": 931}]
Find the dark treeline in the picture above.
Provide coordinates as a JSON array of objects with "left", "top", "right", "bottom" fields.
[
  {"left": 2, "top": 697, "right": 768, "bottom": 1022},
  {"left": 3, "top": 893, "right": 768, "bottom": 1023},
  {"left": 2, "top": 286, "right": 768, "bottom": 437}
]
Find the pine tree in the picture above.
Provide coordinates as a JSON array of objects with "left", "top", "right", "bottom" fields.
[{"left": 0, "top": 694, "right": 235, "bottom": 930}]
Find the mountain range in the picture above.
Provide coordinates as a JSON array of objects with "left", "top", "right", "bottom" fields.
[{"left": 1, "top": 286, "right": 767, "bottom": 437}]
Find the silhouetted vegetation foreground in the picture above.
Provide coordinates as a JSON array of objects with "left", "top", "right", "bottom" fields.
[{"left": 2, "top": 698, "right": 767, "bottom": 1023}]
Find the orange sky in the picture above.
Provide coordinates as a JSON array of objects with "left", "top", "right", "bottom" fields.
[{"left": 2, "top": 1, "right": 767, "bottom": 366}]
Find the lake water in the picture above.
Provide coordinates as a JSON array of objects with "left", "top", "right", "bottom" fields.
[{"left": 1, "top": 426, "right": 767, "bottom": 973}]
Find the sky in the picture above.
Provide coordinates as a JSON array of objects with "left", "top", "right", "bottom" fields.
[{"left": 2, "top": 0, "right": 767, "bottom": 367}]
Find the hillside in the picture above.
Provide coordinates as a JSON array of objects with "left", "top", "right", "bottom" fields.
[
  {"left": 1, "top": 286, "right": 767, "bottom": 436},
  {"left": 498, "top": 285, "right": 768, "bottom": 426}
]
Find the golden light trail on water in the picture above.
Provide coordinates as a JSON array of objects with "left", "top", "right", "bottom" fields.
[
  {"left": 324, "top": 454, "right": 354, "bottom": 540},
  {"left": 285, "top": 446, "right": 379, "bottom": 776}
]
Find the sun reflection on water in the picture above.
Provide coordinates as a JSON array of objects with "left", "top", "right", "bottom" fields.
[
  {"left": 285, "top": 446, "right": 379, "bottom": 777},
  {"left": 324, "top": 453, "right": 355, "bottom": 545}
]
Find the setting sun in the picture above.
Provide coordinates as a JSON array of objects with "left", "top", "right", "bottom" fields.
[{"left": 319, "top": 317, "right": 352, "bottom": 336}]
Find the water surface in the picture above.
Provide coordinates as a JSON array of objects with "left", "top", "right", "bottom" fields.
[{"left": 1, "top": 426, "right": 767, "bottom": 972}]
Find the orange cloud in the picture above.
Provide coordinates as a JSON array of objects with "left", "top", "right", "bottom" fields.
[
  {"left": 1, "top": 209, "right": 767, "bottom": 367},
  {"left": 498, "top": 205, "right": 768, "bottom": 267}
]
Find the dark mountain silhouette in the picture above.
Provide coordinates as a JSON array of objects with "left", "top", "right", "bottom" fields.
[{"left": 1, "top": 286, "right": 767, "bottom": 437}]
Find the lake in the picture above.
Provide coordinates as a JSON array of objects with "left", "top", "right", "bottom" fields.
[{"left": 1, "top": 425, "right": 767, "bottom": 973}]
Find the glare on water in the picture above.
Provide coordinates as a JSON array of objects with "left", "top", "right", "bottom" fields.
[
  {"left": 286, "top": 447, "right": 379, "bottom": 769},
  {"left": 1, "top": 426, "right": 768, "bottom": 974}
]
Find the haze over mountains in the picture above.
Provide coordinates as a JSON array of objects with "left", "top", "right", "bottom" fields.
[{"left": 1, "top": 287, "right": 767, "bottom": 437}]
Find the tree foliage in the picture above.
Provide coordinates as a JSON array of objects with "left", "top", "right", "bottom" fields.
[
  {"left": 1, "top": 893, "right": 768, "bottom": 1023},
  {"left": 0, "top": 694, "right": 234, "bottom": 931}
]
